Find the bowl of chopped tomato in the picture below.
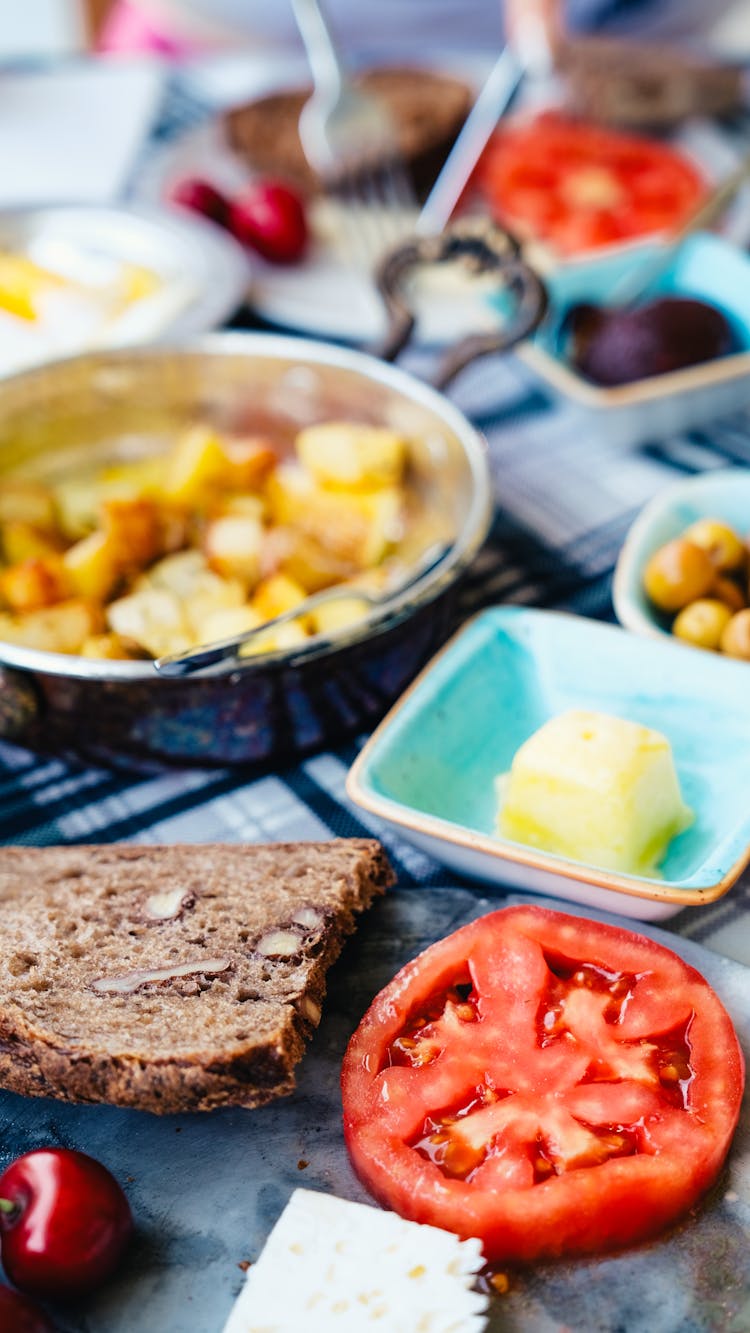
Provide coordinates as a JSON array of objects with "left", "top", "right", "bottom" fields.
[{"left": 475, "top": 112, "right": 707, "bottom": 261}]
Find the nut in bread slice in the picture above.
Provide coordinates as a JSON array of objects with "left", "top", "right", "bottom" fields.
[{"left": 0, "top": 840, "right": 393, "bottom": 1114}]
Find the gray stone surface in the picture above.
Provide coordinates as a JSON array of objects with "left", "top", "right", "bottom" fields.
[{"left": 0, "top": 888, "right": 747, "bottom": 1333}]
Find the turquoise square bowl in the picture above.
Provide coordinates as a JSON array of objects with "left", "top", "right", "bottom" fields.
[
  {"left": 513, "top": 231, "right": 750, "bottom": 449},
  {"left": 347, "top": 607, "right": 750, "bottom": 920}
]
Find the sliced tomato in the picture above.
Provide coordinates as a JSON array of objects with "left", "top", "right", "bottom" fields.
[
  {"left": 476, "top": 113, "right": 706, "bottom": 256},
  {"left": 341, "top": 906, "right": 744, "bottom": 1264}
]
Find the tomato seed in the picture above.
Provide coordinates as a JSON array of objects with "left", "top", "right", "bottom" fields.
[
  {"left": 489, "top": 1272, "right": 510, "bottom": 1294},
  {"left": 602, "top": 1134, "right": 625, "bottom": 1150},
  {"left": 533, "top": 1156, "right": 555, "bottom": 1178}
]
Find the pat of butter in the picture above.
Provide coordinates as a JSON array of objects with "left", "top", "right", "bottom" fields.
[{"left": 497, "top": 709, "right": 693, "bottom": 876}]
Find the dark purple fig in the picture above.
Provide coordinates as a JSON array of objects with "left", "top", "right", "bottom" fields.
[{"left": 568, "top": 295, "right": 736, "bottom": 387}]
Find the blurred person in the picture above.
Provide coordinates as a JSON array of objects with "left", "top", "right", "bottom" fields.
[{"left": 98, "top": 0, "right": 730, "bottom": 58}]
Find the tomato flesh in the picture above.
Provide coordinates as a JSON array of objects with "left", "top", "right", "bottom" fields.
[
  {"left": 341, "top": 906, "right": 744, "bottom": 1263},
  {"left": 475, "top": 113, "right": 706, "bottom": 256}
]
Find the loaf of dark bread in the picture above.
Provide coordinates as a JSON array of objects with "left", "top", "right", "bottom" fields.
[
  {"left": 224, "top": 67, "right": 472, "bottom": 195},
  {"left": 0, "top": 841, "right": 393, "bottom": 1114}
]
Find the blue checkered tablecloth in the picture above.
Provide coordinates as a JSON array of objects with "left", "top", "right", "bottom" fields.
[{"left": 2, "top": 73, "right": 750, "bottom": 968}]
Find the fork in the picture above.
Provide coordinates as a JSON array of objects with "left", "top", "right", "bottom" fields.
[{"left": 291, "top": 0, "right": 417, "bottom": 267}]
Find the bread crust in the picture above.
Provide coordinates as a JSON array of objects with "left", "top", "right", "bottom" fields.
[{"left": 0, "top": 840, "right": 393, "bottom": 1114}]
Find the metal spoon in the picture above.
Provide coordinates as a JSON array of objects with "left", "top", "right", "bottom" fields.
[{"left": 154, "top": 542, "right": 451, "bottom": 678}]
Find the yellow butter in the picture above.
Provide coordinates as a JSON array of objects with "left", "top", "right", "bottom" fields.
[{"left": 498, "top": 709, "right": 693, "bottom": 876}]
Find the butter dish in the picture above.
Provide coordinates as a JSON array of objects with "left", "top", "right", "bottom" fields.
[{"left": 347, "top": 607, "right": 750, "bottom": 919}]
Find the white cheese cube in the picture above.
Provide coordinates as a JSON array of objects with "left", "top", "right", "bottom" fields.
[{"left": 222, "top": 1189, "right": 489, "bottom": 1333}]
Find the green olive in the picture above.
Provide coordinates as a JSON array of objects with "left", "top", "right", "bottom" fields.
[
  {"left": 720, "top": 608, "right": 750, "bottom": 660},
  {"left": 643, "top": 538, "right": 715, "bottom": 613},
  {"left": 713, "top": 575, "right": 747, "bottom": 614},
  {"left": 672, "top": 599, "right": 732, "bottom": 650},
  {"left": 684, "top": 517, "right": 746, "bottom": 573}
]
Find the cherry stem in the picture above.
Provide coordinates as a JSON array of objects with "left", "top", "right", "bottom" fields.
[{"left": 0, "top": 1199, "right": 15, "bottom": 1214}]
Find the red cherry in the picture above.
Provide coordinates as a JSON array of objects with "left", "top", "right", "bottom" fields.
[
  {"left": 229, "top": 180, "right": 308, "bottom": 264},
  {"left": 170, "top": 176, "right": 231, "bottom": 228},
  {"left": 0, "top": 1285, "right": 55, "bottom": 1333},
  {"left": 0, "top": 1149, "right": 133, "bottom": 1301}
]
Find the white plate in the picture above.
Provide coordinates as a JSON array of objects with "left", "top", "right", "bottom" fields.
[
  {"left": 134, "top": 57, "right": 502, "bottom": 346},
  {"left": 0, "top": 204, "right": 250, "bottom": 376}
]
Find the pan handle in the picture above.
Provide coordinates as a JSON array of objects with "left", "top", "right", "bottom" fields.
[
  {"left": 374, "top": 218, "right": 548, "bottom": 390},
  {"left": 0, "top": 667, "right": 39, "bottom": 742}
]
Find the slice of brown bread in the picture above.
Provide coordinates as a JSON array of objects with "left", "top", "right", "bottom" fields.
[
  {"left": 224, "top": 67, "right": 472, "bottom": 195},
  {"left": 0, "top": 840, "right": 393, "bottom": 1114}
]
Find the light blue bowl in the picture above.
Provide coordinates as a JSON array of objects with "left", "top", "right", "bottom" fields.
[
  {"left": 347, "top": 606, "right": 750, "bottom": 920},
  {"left": 512, "top": 232, "right": 750, "bottom": 449},
  {"left": 614, "top": 467, "right": 750, "bottom": 640},
  {"left": 536, "top": 231, "right": 750, "bottom": 353}
]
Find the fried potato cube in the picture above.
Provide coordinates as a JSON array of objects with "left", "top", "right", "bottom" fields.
[
  {"left": 204, "top": 514, "right": 264, "bottom": 588},
  {"left": 107, "top": 587, "right": 192, "bottom": 659},
  {"left": 161, "top": 426, "right": 230, "bottom": 506},
  {"left": 98, "top": 456, "right": 167, "bottom": 499},
  {"left": 351, "top": 488, "right": 404, "bottom": 567},
  {"left": 252, "top": 572, "right": 310, "bottom": 625},
  {"left": 100, "top": 497, "right": 161, "bottom": 570},
  {"left": 137, "top": 549, "right": 207, "bottom": 596},
  {"left": 239, "top": 617, "right": 309, "bottom": 658},
  {"left": 127, "top": 551, "right": 246, "bottom": 651},
  {"left": 198, "top": 603, "right": 263, "bottom": 646},
  {"left": 156, "top": 502, "right": 191, "bottom": 556},
  {"left": 266, "top": 465, "right": 403, "bottom": 569},
  {"left": 265, "top": 464, "right": 315, "bottom": 526},
  {"left": 0, "top": 599, "right": 102, "bottom": 654},
  {"left": 308, "top": 596, "right": 371, "bottom": 636},
  {"left": 277, "top": 528, "right": 355, "bottom": 593},
  {"left": 0, "top": 482, "right": 56, "bottom": 530},
  {"left": 181, "top": 572, "right": 246, "bottom": 641},
  {"left": 220, "top": 436, "right": 278, "bottom": 491},
  {"left": 1, "top": 520, "right": 62, "bottom": 565},
  {"left": 0, "top": 557, "right": 70, "bottom": 611},
  {"left": 162, "top": 425, "right": 279, "bottom": 507},
  {"left": 296, "top": 421, "right": 407, "bottom": 490},
  {"left": 62, "top": 530, "right": 121, "bottom": 602},
  {"left": 53, "top": 476, "right": 101, "bottom": 540},
  {"left": 80, "top": 632, "right": 147, "bottom": 660},
  {"left": 214, "top": 492, "right": 266, "bottom": 522}
]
